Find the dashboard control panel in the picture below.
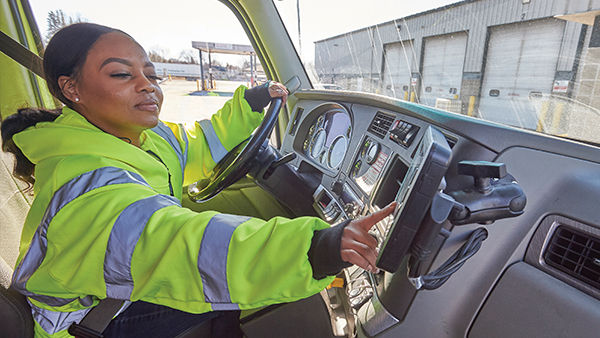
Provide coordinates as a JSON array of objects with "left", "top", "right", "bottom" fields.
[
  {"left": 313, "top": 185, "right": 344, "bottom": 222},
  {"left": 389, "top": 119, "right": 419, "bottom": 147},
  {"left": 352, "top": 137, "right": 391, "bottom": 195},
  {"left": 340, "top": 183, "right": 364, "bottom": 219},
  {"left": 281, "top": 97, "right": 465, "bottom": 338}
]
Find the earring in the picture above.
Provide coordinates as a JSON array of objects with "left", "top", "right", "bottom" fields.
[{"left": 75, "top": 97, "right": 80, "bottom": 102}]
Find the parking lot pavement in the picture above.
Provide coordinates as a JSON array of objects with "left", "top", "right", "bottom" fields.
[{"left": 159, "top": 79, "right": 247, "bottom": 124}]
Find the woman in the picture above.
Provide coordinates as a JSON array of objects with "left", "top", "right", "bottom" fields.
[{"left": 2, "top": 23, "right": 395, "bottom": 337}]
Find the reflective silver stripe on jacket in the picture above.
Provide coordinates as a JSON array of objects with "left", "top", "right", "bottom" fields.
[
  {"left": 11, "top": 167, "right": 151, "bottom": 307},
  {"left": 151, "top": 121, "right": 188, "bottom": 174},
  {"left": 30, "top": 301, "right": 92, "bottom": 334},
  {"left": 31, "top": 300, "right": 132, "bottom": 335},
  {"left": 104, "top": 194, "right": 180, "bottom": 299},
  {"left": 198, "top": 119, "right": 228, "bottom": 163},
  {"left": 197, "top": 214, "right": 250, "bottom": 309}
]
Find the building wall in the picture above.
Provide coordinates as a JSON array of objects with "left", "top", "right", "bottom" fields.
[
  {"left": 575, "top": 20, "right": 600, "bottom": 108},
  {"left": 314, "top": 0, "right": 598, "bottom": 113}
]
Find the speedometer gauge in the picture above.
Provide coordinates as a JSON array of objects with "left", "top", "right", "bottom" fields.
[
  {"left": 310, "top": 129, "right": 326, "bottom": 158},
  {"left": 328, "top": 136, "right": 348, "bottom": 168}
]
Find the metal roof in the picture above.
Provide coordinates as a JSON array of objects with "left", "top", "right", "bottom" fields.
[{"left": 191, "top": 41, "right": 255, "bottom": 55}]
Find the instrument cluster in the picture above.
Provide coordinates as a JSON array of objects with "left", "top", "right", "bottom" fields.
[{"left": 302, "top": 107, "right": 352, "bottom": 170}]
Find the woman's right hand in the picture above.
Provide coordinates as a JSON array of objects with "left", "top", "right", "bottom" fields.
[{"left": 340, "top": 202, "right": 397, "bottom": 273}]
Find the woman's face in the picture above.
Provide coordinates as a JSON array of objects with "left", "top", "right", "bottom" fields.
[{"left": 73, "top": 32, "right": 163, "bottom": 140}]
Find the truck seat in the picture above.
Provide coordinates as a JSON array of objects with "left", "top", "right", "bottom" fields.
[{"left": 0, "top": 144, "right": 34, "bottom": 337}]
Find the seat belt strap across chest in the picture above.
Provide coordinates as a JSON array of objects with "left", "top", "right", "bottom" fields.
[{"left": 0, "top": 30, "right": 44, "bottom": 78}]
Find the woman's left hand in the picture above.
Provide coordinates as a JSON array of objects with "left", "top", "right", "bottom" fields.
[{"left": 268, "top": 81, "right": 289, "bottom": 106}]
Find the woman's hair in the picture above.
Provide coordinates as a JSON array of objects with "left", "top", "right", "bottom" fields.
[
  {"left": 1, "top": 23, "right": 121, "bottom": 187},
  {"left": 43, "top": 23, "right": 120, "bottom": 105}
]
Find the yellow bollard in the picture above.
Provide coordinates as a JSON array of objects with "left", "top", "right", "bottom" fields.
[
  {"left": 467, "top": 96, "right": 476, "bottom": 117},
  {"left": 536, "top": 101, "right": 550, "bottom": 132},
  {"left": 410, "top": 92, "right": 416, "bottom": 102},
  {"left": 168, "top": 74, "right": 172, "bottom": 81},
  {"left": 404, "top": 91, "right": 409, "bottom": 101},
  {"left": 196, "top": 79, "right": 200, "bottom": 92},
  {"left": 551, "top": 102, "right": 565, "bottom": 134}
]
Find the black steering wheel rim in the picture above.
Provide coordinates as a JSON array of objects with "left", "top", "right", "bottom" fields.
[{"left": 187, "top": 98, "right": 283, "bottom": 202}]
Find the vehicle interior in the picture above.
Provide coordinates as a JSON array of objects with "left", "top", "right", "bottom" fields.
[{"left": 2, "top": 0, "right": 600, "bottom": 337}]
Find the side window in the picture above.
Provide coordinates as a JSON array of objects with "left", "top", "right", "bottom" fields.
[{"left": 29, "top": 1, "right": 263, "bottom": 124}]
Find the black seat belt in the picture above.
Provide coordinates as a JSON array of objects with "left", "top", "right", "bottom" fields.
[
  {"left": 0, "top": 29, "right": 43, "bottom": 77},
  {"left": 67, "top": 298, "right": 125, "bottom": 338}
]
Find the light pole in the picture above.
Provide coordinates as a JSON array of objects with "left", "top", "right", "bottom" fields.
[
  {"left": 278, "top": 0, "right": 301, "bottom": 57},
  {"left": 296, "top": 0, "right": 301, "bottom": 57}
]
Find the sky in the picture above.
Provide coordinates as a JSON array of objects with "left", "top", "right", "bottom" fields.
[{"left": 28, "top": 0, "right": 457, "bottom": 66}]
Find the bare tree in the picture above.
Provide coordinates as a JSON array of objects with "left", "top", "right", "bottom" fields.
[
  {"left": 178, "top": 49, "right": 198, "bottom": 64},
  {"left": 45, "top": 10, "right": 86, "bottom": 43},
  {"left": 148, "top": 49, "right": 168, "bottom": 63}
]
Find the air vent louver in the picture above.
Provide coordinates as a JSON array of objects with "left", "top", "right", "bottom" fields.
[
  {"left": 368, "top": 112, "right": 394, "bottom": 138},
  {"left": 544, "top": 226, "right": 600, "bottom": 289}
]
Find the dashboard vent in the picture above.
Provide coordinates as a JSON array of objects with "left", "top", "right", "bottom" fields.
[
  {"left": 368, "top": 112, "right": 394, "bottom": 138},
  {"left": 544, "top": 226, "right": 600, "bottom": 289}
]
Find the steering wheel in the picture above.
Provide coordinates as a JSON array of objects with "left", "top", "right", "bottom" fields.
[{"left": 187, "top": 98, "right": 283, "bottom": 202}]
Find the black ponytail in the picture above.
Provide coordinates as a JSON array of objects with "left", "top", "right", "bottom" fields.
[
  {"left": 2, "top": 23, "right": 120, "bottom": 188},
  {"left": 1, "top": 108, "right": 61, "bottom": 188}
]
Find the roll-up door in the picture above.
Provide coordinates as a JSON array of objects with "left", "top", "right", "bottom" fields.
[
  {"left": 420, "top": 32, "right": 467, "bottom": 107},
  {"left": 382, "top": 40, "right": 415, "bottom": 99},
  {"left": 478, "top": 19, "right": 564, "bottom": 129}
]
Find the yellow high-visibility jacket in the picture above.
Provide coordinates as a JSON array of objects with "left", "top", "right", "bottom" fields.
[{"left": 11, "top": 86, "right": 334, "bottom": 337}]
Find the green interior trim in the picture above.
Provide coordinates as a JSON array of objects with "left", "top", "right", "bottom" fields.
[
  {"left": 0, "top": 0, "right": 55, "bottom": 119},
  {"left": 182, "top": 176, "right": 294, "bottom": 220},
  {"left": 14, "top": 0, "right": 54, "bottom": 108}
]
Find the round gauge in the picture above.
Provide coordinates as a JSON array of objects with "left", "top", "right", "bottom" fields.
[
  {"left": 310, "top": 128, "right": 326, "bottom": 158},
  {"left": 366, "top": 141, "right": 380, "bottom": 164},
  {"left": 328, "top": 136, "right": 348, "bottom": 168}
]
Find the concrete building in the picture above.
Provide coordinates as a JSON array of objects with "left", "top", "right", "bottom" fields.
[{"left": 314, "top": 0, "right": 600, "bottom": 131}]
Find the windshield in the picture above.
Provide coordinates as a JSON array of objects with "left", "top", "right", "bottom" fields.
[{"left": 275, "top": 0, "right": 600, "bottom": 145}]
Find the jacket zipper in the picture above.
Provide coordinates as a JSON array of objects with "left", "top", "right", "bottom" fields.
[{"left": 146, "top": 150, "right": 175, "bottom": 196}]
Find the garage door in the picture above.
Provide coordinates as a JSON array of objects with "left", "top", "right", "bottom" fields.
[
  {"left": 420, "top": 32, "right": 467, "bottom": 107},
  {"left": 479, "top": 19, "right": 565, "bottom": 129},
  {"left": 382, "top": 40, "right": 415, "bottom": 99}
]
